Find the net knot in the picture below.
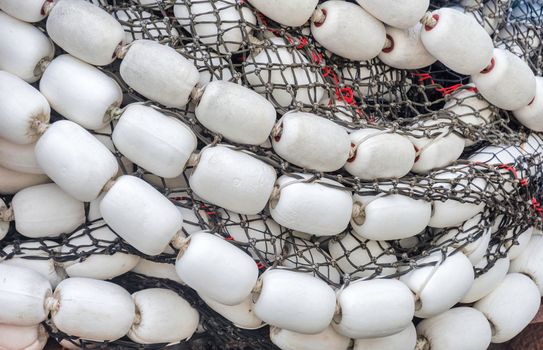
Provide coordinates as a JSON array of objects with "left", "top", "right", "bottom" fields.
[
  {"left": 415, "top": 336, "right": 430, "bottom": 350},
  {"left": 44, "top": 296, "right": 59, "bottom": 314},
  {"left": 115, "top": 43, "right": 132, "bottom": 60},
  {"left": 33, "top": 57, "right": 51, "bottom": 78},
  {"left": 30, "top": 118, "right": 49, "bottom": 136},
  {"left": 351, "top": 202, "right": 365, "bottom": 225},
  {"left": 103, "top": 104, "right": 124, "bottom": 123},
  {"left": 421, "top": 12, "right": 439, "bottom": 30},
  {"left": 0, "top": 206, "right": 14, "bottom": 222}
]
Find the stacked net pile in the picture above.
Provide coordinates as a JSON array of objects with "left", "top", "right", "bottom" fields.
[{"left": 0, "top": 0, "right": 542, "bottom": 349}]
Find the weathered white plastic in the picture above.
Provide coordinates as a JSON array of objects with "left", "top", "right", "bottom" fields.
[
  {"left": 247, "top": 0, "right": 318, "bottom": 27},
  {"left": 0, "top": 165, "right": 49, "bottom": 195},
  {"left": 472, "top": 48, "right": 536, "bottom": 111},
  {"left": 400, "top": 251, "right": 474, "bottom": 318},
  {"left": 281, "top": 237, "right": 341, "bottom": 284},
  {"left": 510, "top": 235, "right": 543, "bottom": 295},
  {"left": 345, "top": 129, "right": 415, "bottom": 180},
  {"left": 0, "top": 138, "right": 43, "bottom": 174},
  {"left": 222, "top": 209, "right": 283, "bottom": 262},
  {"left": 174, "top": 0, "right": 255, "bottom": 54},
  {"left": 39, "top": 54, "right": 122, "bottom": 130},
  {"left": 100, "top": 175, "right": 183, "bottom": 256},
  {"left": 0, "top": 323, "right": 48, "bottom": 350},
  {"left": 353, "top": 323, "right": 417, "bottom": 350},
  {"left": 128, "top": 288, "right": 199, "bottom": 344},
  {"left": 461, "top": 256, "right": 509, "bottom": 303},
  {"left": 200, "top": 294, "right": 263, "bottom": 329},
  {"left": 120, "top": 40, "right": 200, "bottom": 108},
  {"left": 0, "top": 11, "right": 54, "bottom": 82},
  {"left": 270, "top": 174, "right": 353, "bottom": 236},
  {"left": 310, "top": 1, "right": 386, "bottom": 61},
  {"left": 416, "top": 307, "right": 492, "bottom": 350},
  {"left": 2, "top": 240, "right": 66, "bottom": 287},
  {"left": 378, "top": 24, "right": 436, "bottom": 69},
  {"left": 189, "top": 146, "right": 277, "bottom": 215},
  {"left": 351, "top": 192, "right": 432, "bottom": 241},
  {"left": 356, "top": 0, "right": 429, "bottom": 29},
  {"left": 113, "top": 104, "right": 197, "bottom": 178},
  {"left": 333, "top": 279, "right": 415, "bottom": 339},
  {"left": 513, "top": 76, "right": 543, "bottom": 131},
  {"left": 429, "top": 167, "right": 486, "bottom": 228},
  {"left": 272, "top": 112, "right": 351, "bottom": 171},
  {"left": 52, "top": 278, "right": 135, "bottom": 342},
  {"left": 115, "top": 9, "right": 179, "bottom": 44},
  {"left": 62, "top": 225, "right": 140, "bottom": 280},
  {"left": 328, "top": 232, "right": 397, "bottom": 278},
  {"left": 35, "top": 120, "right": 118, "bottom": 202},
  {"left": 474, "top": 273, "right": 541, "bottom": 343},
  {"left": 46, "top": 0, "right": 124, "bottom": 66},
  {"left": 0, "top": 71, "right": 50, "bottom": 145},
  {"left": 0, "top": 0, "right": 48, "bottom": 22},
  {"left": 195, "top": 81, "right": 276, "bottom": 145},
  {"left": 420, "top": 8, "right": 493, "bottom": 75},
  {"left": 244, "top": 37, "right": 325, "bottom": 108},
  {"left": 0, "top": 264, "right": 51, "bottom": 326},
  {"left": 410, "top": 119, "right": 466, "bottom": 174},
  {"left": 132, "top": 259, "right": 184, "bottom": 284},
  {"left": 253, "top": 269, "right": 336, "bottom": 334},
  {"left": 12, "top": 183, "right": 85, "bottom": 238},
  {"left": 271, "top": 326, "right": 350, "bottom": 350},
  {"left": 176, "top": 232, "right": 258, "bottom": 306}
]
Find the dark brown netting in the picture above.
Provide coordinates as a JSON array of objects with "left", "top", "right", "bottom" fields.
[{"left": 1, "top": 0, "right": 542, "bottom": 348}]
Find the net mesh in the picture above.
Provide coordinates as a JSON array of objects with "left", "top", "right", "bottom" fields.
[{"left": 1, "top": 0, "right": 543, "bottom": 348}]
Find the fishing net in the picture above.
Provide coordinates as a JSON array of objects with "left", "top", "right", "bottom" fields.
[{"left": 1, "top": 0, "right": 543, "bottom": 348}]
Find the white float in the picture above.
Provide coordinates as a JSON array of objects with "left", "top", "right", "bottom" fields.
[
  {"left": 513, "top": 76, "right": 543, "bottom": 131},
  {"left": 0, "top": 0, "right": 49, "bottom": 22},
  {"left": 35, "top": 120, "right": 119, "bottom": 202},
  {"left": 128, "top": 288, "right": 199, "bottom": 344},
  {"left": 200, "top": 294, "right": 263, "bottom": 329},
  {"left": 472, "top": 48, "right": 536, "bottom": 111},
  {"left": 378, "top": 24, "right": 436, "bottom": 70},
  {"left": 353, "top": 323, "right": 417, "bottom": 350},
  {"left": 46, "top": 0, "right": 124, "bottom": 66},
  {"left": 503, "top": 226, "right": 533, "bottom": 260},
  {"left": 51, "top": 277, "right": 135, "bottom": 342},
  {"left": 100, "top": 175, "right": 183, "bottom": 256},
  {"left": 120, "top": 39, "right": 199, "bottom": 108},
  {"left": 400, "top": 251, "right": 474, "bottom": 318},
  {"left": 328, "top": 232, "right": 397, "bottom": 278},
  {"left": 39, "top": 54, "right": 123, "bottom": 131},
  {"left": 132, "top": 259, "right": 184, "bottom": 284},
  {"left": 0, "top": 165, "right": 49, "bottom": 195},
  {"left": 270, "top": 174, "right": 353, "bottom": 236},
  {"left": 253, "top": 269, "right": 336, "bottom": 334},
  {"left": 62, "top": 224, "right": 140, "bottom": 280},
  {"left": 195, "top": 81, "right": 276, "bottom": 145},
  {"left": 0, "top": 71, "right": 50, "bottom": 145},
  {"left": 0, "top": 323, "right": 48, "bottom": 350},
  {"left": 310, "top": 1, "right": 386, "bottom": 61},
  {"left": 0, "top": 138, "right": 43, "bottom": 174},
  {"left": 0, "top": 11, "right": 54, "bottom": 83},
  {"left": 176, "top": 231, "right": 258, "bottom": 306},
  {"left": 189, "top": 145, "right": 277, "bottom": 215},
  {"left": 333, "top": 279, "right": 415, "bottom": 339},
  {"left": 272, "top": 112, "right": 351, "bottom": 172},
  {"left": 270, "top": 325, "right": 350, "bottom": 350},
  {"left": 11, "top": 183, "right": 85, "bottom": 238},
  {"left": 420, "top": 7, "right": 493, "bottom": 75},
  {"left": 351, "top": 191, "right": 432, "bottom": 241},
  {"left": 244, "top": 37, "right": 325, "bottom": 108},
  {"left": 356, "top": 0, "right": 429, "bottom": 29},
  {"left": 461, "top": 256, "right": 510, "bottom": 303},
  {"left": 0, "top": 264, "right": 51, "bottom": 326},
  {"left": 416, "top": 307, "right": 492, "bottom": 350},
  {"left": 2, "top": 240, "right": 66, "bottom": 287},
  {"left": 510, "top": 234, "right": 543, "bottom": 294},
  {"left": 345, "top": 129, "right": 416, "bottom": 180},
  {"left": 474, "top": 273, "right": 541, "bottom": 343},
  {"left": 247, "top": 0, "right": 318, "bottom": 27},
  {"left": 174, "top": 0, "right": 255, "bottom": 54},
  {"left": 112, "top": 104, "right": 197, "bottom": 178}
]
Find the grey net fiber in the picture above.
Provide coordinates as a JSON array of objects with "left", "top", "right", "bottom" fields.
[{"left": 1, "top": 0, "right": 543, "bottom": 348}]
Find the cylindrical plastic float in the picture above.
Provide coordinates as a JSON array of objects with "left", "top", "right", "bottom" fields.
[
  {"left": 189, "top": 145, "right": 277, "bottom": 215},
  {"left": 378, "top": 24, "right": 436, "bottom": 70},
  {"left": 353, "top": 323, "right": 417, "bottom": 350},
  {"left": 175, "top": 231, "right": 258, "bottom": 306},
  {"left": 0, "top": 138, "right": 43, "bottom": 174},
  {"left": 461, "top": 255, "right": 510, "bottom": 303},
  {"left": 200, "top": 294, "right": 264, "bottom": 330},
  {"left": 270, "top": 325, "right": 350, "bottom": 350},
  {"left": 509, "top": 235, "right": 543, "bottom": 294},
  {"left": 39, "top": 54, "right": 123, "bottom": 130},
  {"left": 247, "top": 0, "right": 318, "bottom": 27},
  {"left": 0, "top": 323, "right": 48, "bottom": 350},
  {"left": 131, "top": 259, "right": 184, "bottom": 284},
  {"left": 356, "top": 0, "right": 430, "bottom": 29},
  {"left": 0, "top": 165, "right": 49, "bottom": 195},
  {"left": 0, "top": 0, "right": 50, "bottom": 22},
  {"left": 513, "top": 76, "right": 543, "bottom": 131}
]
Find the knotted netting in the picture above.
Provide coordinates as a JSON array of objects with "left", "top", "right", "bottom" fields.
[{"left": 1, "top": 0, "right": 543, "bottom": 348}]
